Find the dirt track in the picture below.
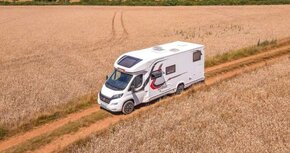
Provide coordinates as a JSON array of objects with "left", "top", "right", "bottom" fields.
[
  {"left": 0, "top": 43, "right": 289, "bottom": 153},
  {"left": 1, "top": 6, "right": 290, "bottom": 128},
  {"left": 0, "top": 105, "right": 99, "bottom": 152},
  {"left": 206, "top": 43, "right": 290, "bottom": 74}
]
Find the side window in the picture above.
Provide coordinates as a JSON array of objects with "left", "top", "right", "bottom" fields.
[
  {"left": 166, "top": 65, "right": 176, "bottom": 75},
  {"left": 193, "top": 50, "right": 202, "bottom": 62},
  {"left": 132, "top": 74, "right": 143, "bottom": 88}
]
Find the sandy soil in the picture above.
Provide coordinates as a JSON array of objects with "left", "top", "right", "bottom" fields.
[{"left": 0, "top": 5, "right": 290, "bottom": 128}]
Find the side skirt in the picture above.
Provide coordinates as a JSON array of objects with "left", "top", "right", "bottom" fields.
[
  {"left": 185, "top": 77, "right": 205, "bottom": 88},
  {"left": 147, "top": 89, "right": 175, "bottom": 102}
]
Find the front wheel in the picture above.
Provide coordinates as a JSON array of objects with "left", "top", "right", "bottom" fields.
[{"left": 122, "top": 100, "right": 134, "bottom": 114}]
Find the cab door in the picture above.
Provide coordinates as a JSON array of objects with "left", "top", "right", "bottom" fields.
[{"left": 130, "top": 74, "right": 146, "bottom": 105}]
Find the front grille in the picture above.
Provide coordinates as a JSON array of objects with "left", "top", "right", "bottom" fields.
[{"left": 99, "top": 92, "right": 111, "bottom": 104}]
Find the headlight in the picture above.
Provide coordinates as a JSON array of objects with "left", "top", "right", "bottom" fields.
[{"left": 111, "top": 93, "right": 123, "bottom": 99}]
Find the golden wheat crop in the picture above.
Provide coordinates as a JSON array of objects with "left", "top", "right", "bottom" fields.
[
  {"left": 66, "top": 56, "right": 290, "bottom": 153},
  {"left": 0, "top": 5, "right": 290, "bottom": 128}
]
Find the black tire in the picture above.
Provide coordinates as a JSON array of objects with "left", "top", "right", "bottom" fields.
[
  {"left": 122, "top": 100, "right": 134, "bottom": 114},
  {"left": 176, "top": 83, "right": 184, "bottom": 95}
]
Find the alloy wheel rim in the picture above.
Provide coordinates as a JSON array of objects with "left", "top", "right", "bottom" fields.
[{"left": 125, "top": 103, "right": 133, "bottom": 113}]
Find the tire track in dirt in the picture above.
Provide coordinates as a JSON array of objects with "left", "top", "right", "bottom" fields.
[
  {"left": 1, "top": 44, "right": 289, "bottom": 153},
  {"left": 33, "top": 115, "right": 125, "bottom": 153},
  {"left": 110, "top": 11, "right": 117, "bottom": 41},
  {"left": 66, "top": 11, "right": 117, "bottom": 53},
  {"left": 86, "top": 11, "right": 129, "bottom": 53},
  {"left": 119, "top": 11, "right": 129, "bottom": 41},
  {"left": 59, "top": 11, "right": 117, "bottom": 54},
  {"left": 0, "top": 105, "right": 100, "bottom": 152},
  {"left": 104, "top": 11, "right": 128, "bottom": 44},
  {"left": 107, "top": 11, "right": 129, "bottom": 46},
  {"left": 0, "top": 10, "right": 127, "bottom": 148},
  {"left": 0, "top": 11, "right": 128, "bottom": 68},
  {"left": 0, "top": 12, "right": 126, "bottom": 142},
  {"left": 33, "top": 51, "right": 290, "bottom": 153},
  {"left": 206, "top": 44, "right": 290, "bottom": 73}
]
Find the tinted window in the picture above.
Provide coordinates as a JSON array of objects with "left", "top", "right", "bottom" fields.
[
  {"left": 118, "top": 56, "right": 142, "bottom": 68},
  {"left": 193, "top": 50, "right": 202, "bottom": 62},
  {"left": 151, "top": 70, "right": 162, "bottom": 79},
  {"left": 166, "top": 65, "right": 176, "bottom": 75},
  {"left": 132, "top": 74, "right": 143, "bottom": 89}
]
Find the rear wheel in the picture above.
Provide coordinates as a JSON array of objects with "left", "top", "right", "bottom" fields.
[
  {"left": 122, "top": 100, "right": 134, "bottom": 114},
  {"left": 176, "top": 83, "right": 184, "bottom": 95}
]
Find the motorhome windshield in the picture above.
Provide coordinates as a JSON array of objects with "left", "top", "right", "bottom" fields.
[{"left": 105, "top": 70, "right": 133, "bottom": 91}]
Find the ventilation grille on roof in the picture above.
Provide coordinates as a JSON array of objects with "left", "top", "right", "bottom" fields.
[
  {"left": 153, "top": 46, "right": 164, "bottom": 51},
  {"left": 178, "top": 44, "right": 187, "bottom": 47}
]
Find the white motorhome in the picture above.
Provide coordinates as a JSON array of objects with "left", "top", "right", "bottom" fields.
[{"left": 98, "top": 41, "right": 205, "bottom": 114}]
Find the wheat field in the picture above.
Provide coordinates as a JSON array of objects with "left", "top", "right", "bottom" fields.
[
  {"left": 1, "top": 6, "right": 290, "bottom": 128},
  {"left": 66, "top": 56, "right": 290, "bottom": 153}
]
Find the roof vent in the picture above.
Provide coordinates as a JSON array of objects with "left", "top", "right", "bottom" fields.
[
  {"left": 153, "top": 46, "right": 164, "bottom": 51},
  {"left": 178, "top": 44, "right": 187, "bottom": 47},
  {"left": 170, "top": 48, "right": 179, "bottom": 52}
]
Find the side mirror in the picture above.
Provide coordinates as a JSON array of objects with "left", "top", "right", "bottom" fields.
[{"left": 106, "top": 75, "right": 109, "bottom": 80}]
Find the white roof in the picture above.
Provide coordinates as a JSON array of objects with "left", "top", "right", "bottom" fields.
[{"left": 114, "top": 41, "right": 204, "bottom": 73}]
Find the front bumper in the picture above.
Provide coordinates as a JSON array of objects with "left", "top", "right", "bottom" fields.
[{"left": 97, "top": 94, "right": 122, "bottom": 112}]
